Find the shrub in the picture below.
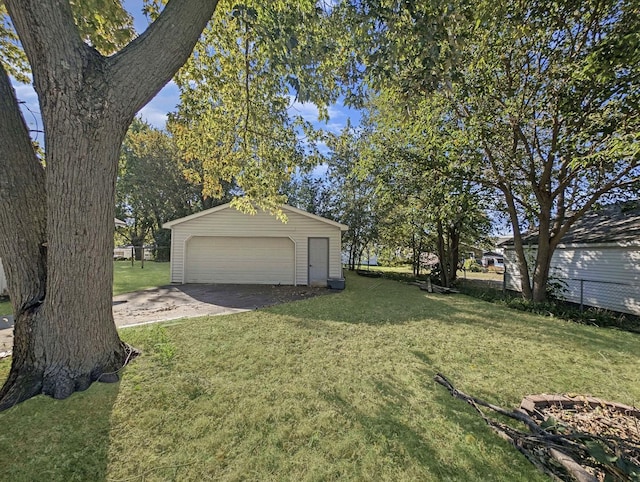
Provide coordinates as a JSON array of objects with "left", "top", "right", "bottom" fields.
[
  {"left": 457, "top": 282, "right": 640, "bottom": 333},
  {"left": 463, "top": 258, "right": 482, "bottom": 272}
]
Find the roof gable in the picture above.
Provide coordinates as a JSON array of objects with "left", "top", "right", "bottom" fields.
[
  {"left": 163, "top": 202, "right": 348, "bottom": 231},
  {"left": 501, "top": 201, "right": 640, "bottom": 246}
]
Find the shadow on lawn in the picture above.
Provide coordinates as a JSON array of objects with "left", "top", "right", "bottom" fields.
[
  {"left": 409, "top": 351, "right": 546, "bottom": 481},
  {"left": 0, "top": 380, "right": 120, "bottom": 480},
  {"left": 320, "top": 370, "right": 538, "bottom": 480},
  {"left": 320, "top": 386, "right": 460, "bottom": 479}
]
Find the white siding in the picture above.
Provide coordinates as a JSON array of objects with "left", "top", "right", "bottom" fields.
[
  {"left": 168, "top": 206, "right": 343, "bottom": 286},
  {"left": 0, "top": 259, "right": 6, "bottom": 296},
  {"left": 504, "top": 244, "right": 640, "bottom": 315}
]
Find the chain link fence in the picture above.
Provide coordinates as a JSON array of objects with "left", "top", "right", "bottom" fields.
[{"left": 505, "top": 271, "right": 640, "bottom": 316}]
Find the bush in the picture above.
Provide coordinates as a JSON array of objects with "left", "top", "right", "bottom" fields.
[{"left": 463, "top": 258, "right": 482, "bottom": 272}]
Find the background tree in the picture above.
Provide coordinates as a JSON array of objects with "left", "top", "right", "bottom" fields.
[
  {"left": 281, "top": 174, "right": 332, "bottom": 217},
  {"left": 325, "top": 123, "right": 385, "bottom": 271},
  {"left": 454, "top": 0, "right": 640, "bottom": 301},
  {"left": 337, "top": 0, "right": 640, "bottom": 300},
  {"left": 377, "top": 199, "right": 434, "bottom": 277},
  {"left": 365, "top": 91, "right": 491, "bottom": 286},
  {"left": 0, "top": 0, "right": 219, "bottom": 409},
  {"left": 116, "top": 119, "right": 207, "bottom": 261}
]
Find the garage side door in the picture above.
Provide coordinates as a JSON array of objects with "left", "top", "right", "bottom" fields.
[{"left": 185, "top": 236, "right": 295, "bottom": 284}]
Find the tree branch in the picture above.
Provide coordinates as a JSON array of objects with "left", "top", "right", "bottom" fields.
[
  {"left": 108, "top": 0, "right": 219, "bottom": 117},
  {"left": 5, "top": 0, "right": 87, "bottom": 94}
]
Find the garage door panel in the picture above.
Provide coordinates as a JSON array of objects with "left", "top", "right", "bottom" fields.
[{"left": 186, "top": 236, "right": 294, "bottom": 284}]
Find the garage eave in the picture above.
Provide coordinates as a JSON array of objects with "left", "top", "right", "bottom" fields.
[{"left": 163, "top": 202, "right": 349, "bottom": 231}]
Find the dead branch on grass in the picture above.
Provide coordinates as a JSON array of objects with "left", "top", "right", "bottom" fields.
[{"left": 434, "top": 373, "right": 640, "bottom": 481}]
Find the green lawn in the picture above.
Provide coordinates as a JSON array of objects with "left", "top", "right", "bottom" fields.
[
  {"left": 1, "top": 273, "right": 639, "bottom": 481},
  {"left": 112, "top": 260, "right": 170, "bottom": 295},
  {"left": 0, "top": 299, "right": 10, "bottom": 317},
  {"left": 0, "top": 261, "right": 170, "bottom": 315},
  {"left": 363, "top": 265, "right": 504, "bottom": 282}
]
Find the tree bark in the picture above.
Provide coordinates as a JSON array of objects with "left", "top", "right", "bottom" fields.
[
  {"left": 447, "top": 225, "right": 460, "bottom": 286},
  {"left": 531, "top": 209, "right": 553, "bottom": 302},
  {"left": 501, "top": 187, "right": 534, "bottom": 300},
  {"left": 0, "top": 63, "right": 49, "bottom": 408},
  {"left": 436, "top": 220, "right": 449, "bottom": 287},
  {"left": 0, "top": 0, "right": 219, "bottom": 409}
]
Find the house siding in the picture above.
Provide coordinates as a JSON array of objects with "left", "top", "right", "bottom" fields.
[
  {"left": 168, "top": 207, "right": 343, "bottom": 286},
  {"left": 504, "top": 244, "right": 640, "bottom": 315}
]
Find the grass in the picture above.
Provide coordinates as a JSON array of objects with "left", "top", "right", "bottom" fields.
[
  {"left": 0, "top": 298, "right": 9, "bottom": 318},
  {"left": 0, "top": 261, "right": 170, "bottom": 315},
  {"left": 112, "top": 260, "right": 169, "bottom": 296},
  {"left": 360, "top": 265, "right": 503, "bottom": 284},
  {"left": 1, "top": 273, "right": 639, "bottom": 481}
]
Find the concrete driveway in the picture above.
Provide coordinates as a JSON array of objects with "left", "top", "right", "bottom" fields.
[
  {"left": 0, "top": 284, "right": 334, "bottom": 356},
  {"left": 112, "top": 283, "right": 331, "bottom": 327}
]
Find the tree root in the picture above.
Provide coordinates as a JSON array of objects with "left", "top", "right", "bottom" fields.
[
  {"left": 0, "top": 370, "right": 43, "bottom": 412},
  {"left": 0, "top": 342, "right": 140, "bottom": 410},
  {"left": 434, "top": 373, "right": 639, "bottom": 481}
]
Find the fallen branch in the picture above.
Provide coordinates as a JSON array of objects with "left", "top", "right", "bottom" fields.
[{"left": 434, "top": 373, "right": 639, "bottom": 481}]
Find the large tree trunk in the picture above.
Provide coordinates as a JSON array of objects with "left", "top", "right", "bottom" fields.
[
  {"left": 447, "top": 226, "right": 460, "bottom": 286},
  {"left": 1, "top": 0, "right": 219, "bottom": 409},
  {"left": 43, "top": 108, "right": 133, "bottom": 398},
  {"left": 1, "top": 59, "right": 135, "bottom": 406}
]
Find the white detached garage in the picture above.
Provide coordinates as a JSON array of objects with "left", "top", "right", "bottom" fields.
[{"left": 163, "top": 203, "right": 347, "bottom": 287}]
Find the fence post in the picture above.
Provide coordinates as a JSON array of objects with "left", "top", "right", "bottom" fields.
[
  {"left": 503, "top": 270, "right": 507, "bottom": 298},
  {"left": 580, "top": 279, "right": 584, "bottom": 312}
]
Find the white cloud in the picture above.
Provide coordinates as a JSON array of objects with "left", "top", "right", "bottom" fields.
[
  {"left": 288, "top": 96, "right": 321, "bottom": 123},
  {"left": 14, "top": 82, "right": 38, "bottom": 104},
  {"left": 287, "top": 96, "right": 362, "bottom": 135},
  {"left": 137, "top": 104, "right": 170, "bottom": 130},
  {"left": 136, "top": 81, "right": 180, "bottom": 129}
]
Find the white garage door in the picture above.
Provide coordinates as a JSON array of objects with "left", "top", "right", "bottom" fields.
[{"left": 185, "top": 236, "right": 295, "bottom": 284}]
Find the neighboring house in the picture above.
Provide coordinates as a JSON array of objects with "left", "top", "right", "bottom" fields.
[
  {"left": 113, "top": 245, "right": 154, "bottom": 260},
  {"left": 459, "top": 243, "right": 484, "bottom": 260},
  {"left": 493, "top": 236, "right": 512, "bottom": 255},
  {"left": 1, "top": 218, "right": 128, "bottom": 297},
  {"left": 501, "top": 202, "right": 640, "bottom": 315},
  {"left": 163, "top": 203, "right": 348, "bottom": 287},
  {"left": 481, "top": 251, "right": 505, "bottom": 270}
]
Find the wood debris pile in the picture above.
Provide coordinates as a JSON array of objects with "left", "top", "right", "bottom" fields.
[
  {"left": 529, "top": 397, "right": 640, "bottom": 481},
  {"left": 435, "top": 374, "right": 640, "bottom": 481}
]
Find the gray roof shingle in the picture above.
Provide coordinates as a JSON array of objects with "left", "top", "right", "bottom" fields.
[{"left": 501, "top": 201, "right": 640, "bottom": 246}]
